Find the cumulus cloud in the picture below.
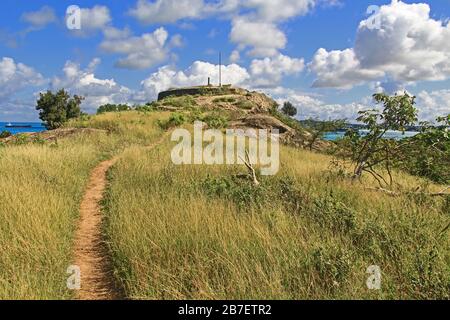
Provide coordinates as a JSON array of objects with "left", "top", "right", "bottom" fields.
[
  {"left": 0, "top": 57, "right": 46, "bottom": 121},
  {"left": 250, "top": 54, "right": 305, "bottom": 87},
  {"left": 230, "top": 18, "right": 287, "bottom": 57},
  {"left": 309, "top": 48, "right": 384, "bottom": 89},
  {"left": 128, "top": 0, "right": 335, "bottom": 57},
  {"left": 139, "top": 61, "right": 250, "bottom": 100},
  {"left": 51, "top": 59, "right": 133, "bottom": 113},
  {"left": 416, "top": 89, "right": 450, "bottom": 122},
  {"left": 128, "top": 0, "right": 206, "bottom": 24},
  {"left": 272, "top": 90, "right": 371, "bottom": 120},
  {"left": 100, "top": 27, "right": 172, "bottom": 70},
  {"left": 0, "top": 57, "right": 45, "bottom": 99},
  {"left": 21, "top": 6, "right": 57, "bottom": 29},
  {"left": 68, "top": 5, "right": 112, "bottom": 37},
  {"left": 239, "top": 0, "right": 316, "bottom": 21},
  {"left": 137, "top": 52, "right": 305, "bottom": 101},
  {"left": 310, "top": 1, "right": 450, "bottom": 89}
]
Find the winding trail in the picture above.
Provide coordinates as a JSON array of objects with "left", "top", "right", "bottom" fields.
[{"left": 72, "top": 134, "right": 168, "bottom": 300}]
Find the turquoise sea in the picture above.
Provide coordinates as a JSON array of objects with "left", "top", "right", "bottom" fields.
[
  {"left": 0, "top": 122, "right": 46, "bottom": 135},
  {"left": 324, "top": 130, "right": 419, "bottom": 141}
]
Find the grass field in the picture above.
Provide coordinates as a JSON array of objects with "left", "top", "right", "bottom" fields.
[
  {"left": 0, "top": 110, "right": 448, "bottom": 299},
  {"left": 0, "top": 112, "right": 167, "bottom": 299},
  {"left": 104, "top": 128, "right": 450, "bottom": 299}
]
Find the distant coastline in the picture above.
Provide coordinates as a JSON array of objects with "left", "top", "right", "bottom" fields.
[{"left": 324, "top": 130, "right": 419, "bottom": 141}]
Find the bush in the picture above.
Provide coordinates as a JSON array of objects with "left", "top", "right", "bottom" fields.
[
  {"left": 97, "top": 104, "right": 130, "bottom": 114},
  {"left": 281, "top": 101, "right": 297, "bottom": 117},
  {"left": 36, "top": 89, "right": 84, "bottom": 129},
  {"left": 0, "top": 131, "right": 12, "bottom": 139},
  {"left": 158, "top": 113, "right": 186, "bottom": 130}
]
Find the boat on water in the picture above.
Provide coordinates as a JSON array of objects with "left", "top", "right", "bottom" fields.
[{"left": 5, "top": 123, "right": 33, "bottom": 128}]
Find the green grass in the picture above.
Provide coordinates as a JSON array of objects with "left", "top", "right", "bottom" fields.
[
  {"left": 0, "top": 111, "right": 167, "bottom": 299},
  {"left": 103, "top": 130, "right": 450, "bottom": 300},
  {"left": 1, "top": 111, "right": 448, "bottom": 300}
]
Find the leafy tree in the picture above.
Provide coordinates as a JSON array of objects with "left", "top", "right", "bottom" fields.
[
  {"left": 36, "top": 89, "right": 84, "bottom": 129},
  {"left": 97, "top": 104, "right": 130, "bottom": 114},
  {"left": 340, "top": 93, "right": 418, "bottom": 187},
  {"left": 303, "top": 118, "right": 347, "bottom": 150},
  {"left": 281, "top": 101, "right": 297, "bottom": 117},
  {"left": 401, "top": 115, "right": 450, "bottom": 184}
]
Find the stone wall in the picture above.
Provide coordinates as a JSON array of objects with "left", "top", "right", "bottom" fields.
[{"left": 157, "top": 86, "right": 246, "bottom": 101}]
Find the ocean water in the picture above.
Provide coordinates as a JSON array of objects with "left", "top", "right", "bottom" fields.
[
  {"left": 324, "top": 130, "right": 419, "bottom": 141},
  {"left": 0, "top": 122, "right": 46, "bottom": 135}
]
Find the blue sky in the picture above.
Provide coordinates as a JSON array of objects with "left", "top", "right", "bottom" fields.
[{"left": 0, "top": 0, "right": 449, "bottom": 121}]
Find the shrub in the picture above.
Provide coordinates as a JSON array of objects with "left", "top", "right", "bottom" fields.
[
  {"left": 0, "top": 131, "right": 12, "bottom": 139},
  {"left": 235, "top": 99, "right": 255, "bottom": 110},
  {"left": 158, "top": 113, "right": 186, "bottom": 130},
  {"left": 97, "top": 104, "right": 130, "bottom": 114},
  {"left": 281, "top": 101, "right": 297, "bottom": 117},
  {"left": 36, "top": 89, "right": 84, "bottom": 129},
  {"left": 309, "top": 193, "right": 357, "bottom": 234}
]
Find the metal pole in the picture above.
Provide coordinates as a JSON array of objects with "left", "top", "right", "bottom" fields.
[{"left": 219, "top": 52, "right": 222, "bottom": 87}]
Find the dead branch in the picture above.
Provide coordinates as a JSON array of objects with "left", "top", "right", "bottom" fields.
[
  {"left": 366, "top": 186, "right": 450, "bottom": 197},
  {"left": 239, "top": 150, "right": 260, "bottom": 186}
]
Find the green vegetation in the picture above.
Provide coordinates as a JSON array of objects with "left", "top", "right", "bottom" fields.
[
  {"left": 0, "top": 112, "right": 168, "bottom": 299},
  {"left": 336, "top": 93, "right": 449, "bottom": 186},
  {"left": 103, "top": 132, "right": 449, "bottom": 299},
  {"left": 97, "top": 104, "right": 131, "bottom": 114},
  {"left": 1, "top": 89, "right": 448, "bottom": 300},
  {"left": 302, "top": 119, "right": 347, "bottom": 150},
  {"left": 213, "top": 97, "right": 236, "bottom": 104},
  {"left": 281, "top": 101, "right": 297, "bottom": 117},
  {"left": 36, "top": 89, "right": 84, "bottom": 129},
  {"left": 0, "top": 130, "right": 11, "bottom": 138},
  {"left": 269, "top": 105, "right": 305, "bottom": 133}
]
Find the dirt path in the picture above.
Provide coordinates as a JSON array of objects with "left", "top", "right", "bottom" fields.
[{"left": 72, "top": 134, "right": 168, "bottom": 300}]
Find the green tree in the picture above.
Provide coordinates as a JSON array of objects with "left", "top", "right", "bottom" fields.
[
  {"left": 340, "top": 93, "right": 418, "bottom": 187},
  {"left": 36, "top": 89, "right": 84, "bottom": 129},
  {"left": 97, "top": 104, "right": 130, "bottom": 114},
  {"left": 281, "top": 101, "right": 297, "bottom": 117},
  {"left": 401, "top": 115, "right": 450, "bottom": 184}
]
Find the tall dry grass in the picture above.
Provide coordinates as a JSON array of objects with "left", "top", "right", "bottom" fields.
[
  {"left": 104, "top": 133, "right": 450, "bottom": 299},
  {"left": 0, "top": 111, "right": 167, "bottom": 299}
]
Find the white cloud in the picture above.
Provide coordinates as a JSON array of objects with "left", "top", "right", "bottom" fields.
[
  {"left": 0, "top": 57, "right": 45, "bottom": 99},
  {"left": 21, "top": 6, "right": 57, "bottom": 29},
  {"left": 250, "top": 54, "right": 305, "bottom": 87},
  {"left": 69, "top": 5, "right": 112, "bottom": 36},
  {"left": 100, "top": 27, "right": 171, "bottom": 69},
  {"left": 80, "top": 6, "right": 112, "bottom": 31},
  {"left": 276, "top": 93, "right": 372, "bottom": 120},
  {"left": 230, "top": 17, "right": 287, "bottom": 57},
  {"left": 416, "top": 89, "right": 450, "bottom": 122},
  {"left": 139, "top": 61, "right": 250, "bottom": 100},
  {"left": 51, "top": 59, "right": 133, "bottom": 113},
  {"left": 128, "top": 0, "right": 334, "bottom": 57},
  {"left": 310, "top": 1, "right": 450, "bottom": 89},
  {"left": 0, "top": 57, "right": 46, "bottom": 121},
  {"left": 229, "top": 50, "right": 241, "bottom": 63},
  {"left": 309, "top": 48, "right": 384, "bottom": 89},
  {"left": 128, "top": 0, "right": 205, "bottom": 24},
  {"left": 240, "top": 0, "right": 316, "bottom": 21}
]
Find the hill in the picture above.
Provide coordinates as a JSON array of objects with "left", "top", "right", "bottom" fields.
[
  {"left": 0, "top": 97, "right": 448, "bottom": 299},
  {"left": 152, "top": 85, "right": 330, "bottom": 150}
]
